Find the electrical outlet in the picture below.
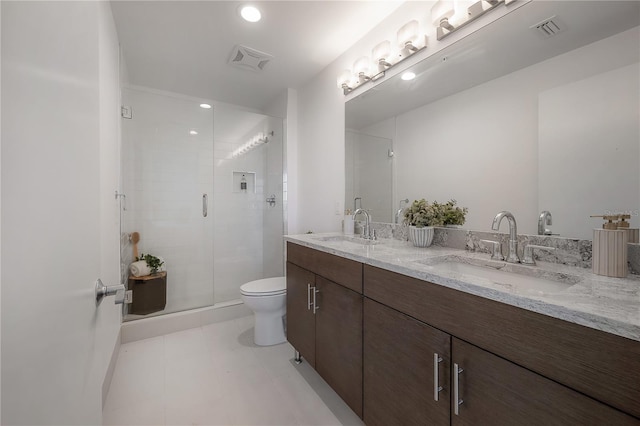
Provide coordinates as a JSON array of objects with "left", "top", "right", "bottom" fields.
[{"left": 335, "top": 201, "right": 342, "bottom": 215}]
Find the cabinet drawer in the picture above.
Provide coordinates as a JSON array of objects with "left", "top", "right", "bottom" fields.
[
  {"left": 287, "top": 242, "right": 362, "bottom": 293},
  {"left": 364, "top": 264, "right": 640, "bottom": 418}
]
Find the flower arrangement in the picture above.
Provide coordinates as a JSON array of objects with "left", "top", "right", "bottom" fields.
[
  {"left": 439, "top": 199, "right": 468, "bottom": 226},
  {"left": 403, "top": 199, "right": 443, "bottom": 228},
  {"left": 404, "top": 199, "right": 468, "bottom": 228}
]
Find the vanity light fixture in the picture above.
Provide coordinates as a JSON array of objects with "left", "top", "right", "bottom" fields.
[
  {"left": 372, "top": 40, "right": 392, "bottom": 73},
  {"left": 433, "top": 0, "right": 506, "bottom": 40},
  {"left": 240, "top": 5, "right": 261, "bottom": 23},
  {"left": 337, "top": 0, "right": 511, "bottom": 95},
  {"left": 190, "top": 130, "right": 198, "bottom": 135},
  {"left": 397, "top": 20, "right": 423, "bottom": 57},
  {"left": 337, "top": 69, "right": 354, "bottom": 94},
  {"left": 337, "top": 21, "right": 427, "bottom": 95},
  {"left": 199, "top": 103, "right": 212, "bottom": 109},
  {"left": 353, "top": 56, "right": 373, "bottom": 84}
]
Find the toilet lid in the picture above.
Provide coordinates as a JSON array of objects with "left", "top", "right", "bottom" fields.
[{"left": 240, "top": 277, "right": 286, "bottom": 296}]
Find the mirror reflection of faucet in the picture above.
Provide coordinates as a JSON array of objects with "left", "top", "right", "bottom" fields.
[
  {"left": 396, "top": 198, "right": 409, "bottom": 224},
  {"left": 538, "top": 210, "right": 558, "bottom": 235},
  {"left": 354, "top": 197, "right": 362, "bottom": 212}
]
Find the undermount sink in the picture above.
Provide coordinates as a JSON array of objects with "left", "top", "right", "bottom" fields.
[
  {"left": 313, "top": 235, "right": 380, "bottom": 246},
  {"left": 418, "top": 256, "right": 581, "bottom": 296}
]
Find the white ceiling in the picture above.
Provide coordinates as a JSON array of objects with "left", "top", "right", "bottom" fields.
[{"left": 110, "top": 1, "right": 404, "bottom": 111}]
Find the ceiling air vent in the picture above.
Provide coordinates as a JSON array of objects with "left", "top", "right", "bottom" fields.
[
  {"left": 530, "top": 15, "right": 566, "bottom": 38},
  {"left": 228, "top": 45, "right": 274, "bottom": 72}
]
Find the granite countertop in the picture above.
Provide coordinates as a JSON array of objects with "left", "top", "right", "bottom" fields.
[{"left": 285, "top": 232, "right": 640, "bottom": 342}]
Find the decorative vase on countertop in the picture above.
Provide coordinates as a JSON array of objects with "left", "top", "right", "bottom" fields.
[{"left": 409, "top": 225, "right": 434, "bottom": 247}]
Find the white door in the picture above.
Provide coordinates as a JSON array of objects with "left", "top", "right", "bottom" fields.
[{"left": 1, "top": 2, "right": 121, "bottom": 424}]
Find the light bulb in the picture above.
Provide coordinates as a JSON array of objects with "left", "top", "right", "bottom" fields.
[
  {"left": 337, "top": 69, "right": 352, "bottom": 89},
  {"left": 397, "top": 20, "right": 419, "bottom": 47}
]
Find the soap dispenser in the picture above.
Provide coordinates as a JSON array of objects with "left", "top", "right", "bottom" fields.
[
  {"left": 240, "top": 174, "right": 247, "bottom": 192},
  {"left": 591, "top": 215, "right": 628, "bottom": 278}
]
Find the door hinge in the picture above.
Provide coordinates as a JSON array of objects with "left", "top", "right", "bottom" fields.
[
  {"left": 121, "top": 105, "right": 132, "bottom": 119},
  {"left": 124, "top": 290, "right": 133, "bottom": 304}
]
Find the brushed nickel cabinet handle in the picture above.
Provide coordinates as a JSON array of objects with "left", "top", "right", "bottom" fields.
[
  {"left": 454, "top": 363, "right": 464, "bottom": 415},
  {"left": 313, "top": 288, "right": 319, "bottom": 314},
  {"left": 307, "top": 284, "right": 312, "bottom": 310},
  {"left": 434, "top": 353, "right": 443, "bottom": 401}
]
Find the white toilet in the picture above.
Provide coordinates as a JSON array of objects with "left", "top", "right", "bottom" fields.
[{"left": 240, "top": 277, "right": 287, "bottom": 346}]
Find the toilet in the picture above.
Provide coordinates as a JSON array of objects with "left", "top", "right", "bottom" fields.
[{"left": 240, "top": 277, "right": 287, "bottom": 346}]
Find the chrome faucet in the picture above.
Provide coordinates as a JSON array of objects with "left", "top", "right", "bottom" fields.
[
  {"left": 395, "top": 198, "right": 409, "bottom": 224},
  {"left": 353, "top": 208, "right": 372, "bottom": 239},
  {"left": 538, "top": 211, "right": 553, "bottom": 235},
  {"left": 354, "top": 197, "right": 362, "bottom": 212},
  {"left": 492, "top": 211, "right": 520, "bottom": 263}
]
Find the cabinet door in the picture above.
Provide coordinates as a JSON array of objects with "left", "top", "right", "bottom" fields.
[
  {"left": 315, "top": 276, "right": 363, "bottom": 418},
  {"left": 286, "top": 262, "right": 316, "bottom": 367},
  {"left": 451, "top": 338, "right": 639, "bottom": 426},
  {"left": 364, "top": 298, "right": 451, "bottom": 426}
]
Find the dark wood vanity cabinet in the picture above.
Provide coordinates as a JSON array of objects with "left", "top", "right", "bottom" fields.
[
  {"left": 286, "top": 242, "right": 363, "bottom": 418},
  {"left": 364, "top": 298, "right": 450, "bottom": 426},
  {"left": 364, "top": 264, "right": 640, "bottom": 424},
  {"left": 287, "top": 242, "right": 640, "bottom": 424}
]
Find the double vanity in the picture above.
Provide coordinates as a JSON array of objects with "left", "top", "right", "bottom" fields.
[{"left": 285, "top": 231, "right": 640, "bottom": 424}]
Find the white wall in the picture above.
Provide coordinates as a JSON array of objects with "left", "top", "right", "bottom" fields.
[
  {"left": 0, "top": 2, "right": 3, "bottom": 420},
  {"left": 538, "top": 63, "right": 640, "bottom": 239},
  {"left": 1, "top": 1, "right": 121, "bottom": 423}
]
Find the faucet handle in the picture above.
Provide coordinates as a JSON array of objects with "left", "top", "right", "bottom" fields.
[
  {"left": 522, "top": 244, "right": 556, "bottom": 266},
  {"left": 480, "top": 239, "right": 504, "bottom": 261}
]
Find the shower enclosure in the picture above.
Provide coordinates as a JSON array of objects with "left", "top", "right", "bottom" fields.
[
  {"left": 120, "top": 87, "right": 284, "bottom": 321},
  {"left": 345, "top": 129, "right": 393, "bottom": 223}
]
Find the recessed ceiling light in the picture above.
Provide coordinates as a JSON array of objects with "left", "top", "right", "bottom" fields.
[
  {"left": 190, "top": 130, "right": 198, "bottom": 135},
  {"left": 240, "top": 5, "right": 261, "bottom": 23},
  {"left": 401, "top": 71, "right": 416, "bottom": 81},
  {"left": 199, "top": 103, "right": 211, "bottom": 109}
]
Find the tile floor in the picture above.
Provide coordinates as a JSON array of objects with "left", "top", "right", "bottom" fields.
[{"left": 103, "top": 315, "right": 364, "bottom": 425}]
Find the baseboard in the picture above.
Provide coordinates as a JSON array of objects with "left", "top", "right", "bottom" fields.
[{"left": 121, "top": 300, "right": 252, "bottom": 343}]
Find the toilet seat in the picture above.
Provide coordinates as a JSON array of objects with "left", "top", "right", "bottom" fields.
[{"left": 240, "top": 277, "right": 286, "bottom": 297}]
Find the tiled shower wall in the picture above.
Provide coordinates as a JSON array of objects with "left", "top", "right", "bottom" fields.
[{"left": 212, "top": 109, "right": 284, "bottom": 303}]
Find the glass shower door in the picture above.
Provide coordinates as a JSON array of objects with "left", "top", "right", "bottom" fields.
[{"left": 120, "top": 88, "right": 214, "bottom": 320}]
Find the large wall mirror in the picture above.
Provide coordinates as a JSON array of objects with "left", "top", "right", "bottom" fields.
[{"left": 345, "top": 1, "right": 640, "bottom": 240}]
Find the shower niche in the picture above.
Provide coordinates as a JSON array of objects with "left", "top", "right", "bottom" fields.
[{"left": 233, "top": 171, "right": 256, "bottom": 194}]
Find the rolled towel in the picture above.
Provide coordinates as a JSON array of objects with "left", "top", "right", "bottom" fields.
[{"left": 130, "top": 260, "right": 151, "bottom": 277}]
